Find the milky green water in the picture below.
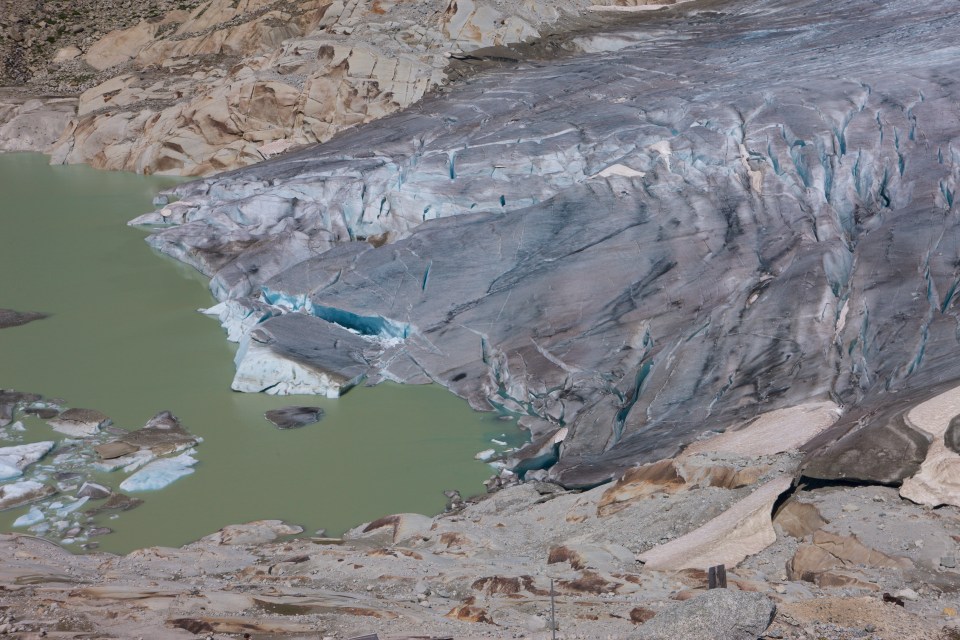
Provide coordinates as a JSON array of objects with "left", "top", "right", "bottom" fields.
[{"left": 0, "top": 153, "right": 519, "bottom": 553}]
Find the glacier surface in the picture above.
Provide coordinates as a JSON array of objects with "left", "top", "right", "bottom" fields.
[{"left": 135, "top": 0, "right": 960, "bottom": 486}]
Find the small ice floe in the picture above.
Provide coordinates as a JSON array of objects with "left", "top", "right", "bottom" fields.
[
  {"left": 93, "top": 449, "right": 155, "bottom": 473},
  {"left": 0, "top": 480, "right": 56, "bottom": 510},
  {"left": 475, "top": 449, "right": 496, "bottom": 461},
  {"left": 13, "top": 506, "right": 44, "bottom": 527},
  {"left": 119, "top": 451, "right": 198, "bottom": 492},
  {"left": 55, "top": 496, "right": 89, "bottom": 517},
  {"left": 0, "top": 441, "right": 55, "bottom": 481}
]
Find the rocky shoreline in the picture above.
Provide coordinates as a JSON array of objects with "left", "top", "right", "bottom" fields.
[{"left": 1, "top": 395, "right": 959, "bottom": 638}]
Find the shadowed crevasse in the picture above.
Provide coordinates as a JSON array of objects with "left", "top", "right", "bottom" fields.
[{"left": 133, "top": 0, "right": 960, "bottom": 487}]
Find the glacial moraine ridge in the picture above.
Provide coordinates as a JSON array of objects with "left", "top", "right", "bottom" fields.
[{"left": 133, "top": 0, "right": 960, "bottom": 488}]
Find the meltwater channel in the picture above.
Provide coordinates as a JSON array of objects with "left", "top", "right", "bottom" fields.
[{"left": 0, "top": 153, "right": 520, "bottom": 553}]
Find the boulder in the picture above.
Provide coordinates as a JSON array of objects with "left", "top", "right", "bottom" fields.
[
  {"left": 773, "top": 501, "right": 828, "bottom": 539},
  {"left": 634, "top": 589, "right": 775, "bottom": 640},
  {"left": 0, "top": 309, "right": 48, "bottom": 329},
  {"left": 787, "top": 530, "right": 912, "bottom": 588},
  {"left": 264, "top": 406, "right": 325, "bottom": 429},
  {"left": 199, "top": 520, "right": 304, "bottom": 546}
]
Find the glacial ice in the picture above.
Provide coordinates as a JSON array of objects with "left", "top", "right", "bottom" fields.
[
  {"left": 0, "top": 441, "right": 55, "bottom": 480},
  {"left": 0, "top": 463, "right": 20, "bottom": 481},
  {"left": 133, "top": 0, "right": 960, "bottom": 486},
  {"left": 119, "top": 451, "right": 198, "bottom": 492},
  {"left": 93, "top": 449, "right": 155, "bottom": 473},
  {"left": 12, "top": 507, "right": 44, "bottom": 527},
  {"left": 55, "top": 496, "right": 89, "bottom": 517},
  {"left": 232, "top": 339, "right": 345, "bottom": 397}
]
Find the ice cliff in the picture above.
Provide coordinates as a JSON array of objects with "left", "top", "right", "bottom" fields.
[{"left": 133, "top": 0, "right": 960, "bottom": 487}]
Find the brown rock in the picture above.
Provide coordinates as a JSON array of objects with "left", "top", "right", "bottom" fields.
[
  {"left": 94, "top": 441, "right": 138, "bottom": 460},
  {"left": 597, "top": 460, "right": 685, "bottom": 516},
  {"left": 630, "top": 606, "right": 656, "bottom": 623},
  {"left": 85, "top": 492, "right": 143, "bottom": 515},
  {"left": 788, "top": 531, "right": 912, "bottom": 587},
  {"left": 446, "top": 603, "right": 494, "bottom": 624},
  {"left": 802, "top": 415, "right": 930, "bottom": 484},
  {"left": 472, "top": 575, "right": 546, "bottom": 596},
  {"left": 774, "top": 501, "right": 828, "bottom": 538}
]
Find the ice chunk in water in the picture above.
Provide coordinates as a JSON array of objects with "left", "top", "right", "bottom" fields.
[
  {"left": 119, "top": 451, "right": 198, "bottom": 492},
  {"left": 0, "top": 441, "right": 55, "bottom": 478},
  {"left": 55, "top": 496, "right": 89, "bottom": 517},
  {"left": 0, "top": 462, "right": 21, "bottom": 481},
  {"left": 13, "top": 507, "right": 44, "bottom": 527}
]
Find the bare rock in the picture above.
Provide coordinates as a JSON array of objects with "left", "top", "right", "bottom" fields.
[
  {"left": 348, "top": 512, "right": 434, "bottom": 545},
  {"left": 788, "top": 530, "right": 912, "bottom": 588},
  {"left": 773, "top": 501, "right": 828, "bottom": 539},
  {"left": 199, "top": 520, "right": 303, "bottom": 546},
  {"left": 77, "top": 482, "right": 112, "bottom": 500},
  {"left": 264, "top": 406, "right": 325, "bottom": 429},
  {"left": 0, "top": 309, "right": 48, "bottom": 329},
  {"left": 84, "top": 492, "right": 143, "bottom": 515},
  {"left": 634, "top": 589, "right": 775, "bottom": 640}
]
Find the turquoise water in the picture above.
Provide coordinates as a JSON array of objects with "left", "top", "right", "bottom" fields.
[{"left": 0, "top": 153, "right": 520, "bottom": 553}]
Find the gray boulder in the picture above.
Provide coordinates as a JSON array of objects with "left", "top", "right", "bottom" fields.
[
  {"left": 635, "top": 589, "right": 775, "bottom": 640},
  {"left": 264, "top": 406, "right": 325, "bottom": 429}
]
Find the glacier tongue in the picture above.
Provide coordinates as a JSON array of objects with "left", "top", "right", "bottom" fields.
[{"left": 136, "top": 0, "right": 960, "bottom": 487}]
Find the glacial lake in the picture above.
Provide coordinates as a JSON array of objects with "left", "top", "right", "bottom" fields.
[{"left": 0, "top": 153, "right": 520, "bottom": 553}]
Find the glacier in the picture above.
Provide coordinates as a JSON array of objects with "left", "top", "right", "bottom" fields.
[{"left": 132, "top": 0, "right": 960, "bottom": 487}]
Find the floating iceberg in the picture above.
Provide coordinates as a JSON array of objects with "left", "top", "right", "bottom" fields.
[
  {"left": 55, "top": 496, "right": 89, "bottom": 517},
  {"left": 0, "top": 480, "right": 56, "bottom": 510},
  {"left": 0, "top": 462, "right": 20, "bottom": 481},
  {"left": 13, "top": 506, "right": 44, "bottom": 527},
  {"left": 119, "top": 451, "right": 197, "bottom": 492},
  {"left": 0, "top": 441, "right": 55, "bottom": 480}
]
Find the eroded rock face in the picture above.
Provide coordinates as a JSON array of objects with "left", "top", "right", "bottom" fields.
[
  {"left": 38, "top": 0, "right": 624, "bottom": 176},
  {"left": 133, "top": 0, "right": 960, "bottom": 487}
]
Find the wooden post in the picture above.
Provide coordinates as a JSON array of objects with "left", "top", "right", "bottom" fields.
[
  {"left": 550, "top": 578, "right": 557, "bottom": 640},
  {"left": 708, "top": 564, "right": 727, "bottom": 589}
]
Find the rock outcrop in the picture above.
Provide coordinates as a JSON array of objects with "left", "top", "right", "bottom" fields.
[
  {"left": 128, "top": 0, "right": 960, "bottom": 488},
  {"left": 1, "top": 0, "right": 674, "bottom": 175}
]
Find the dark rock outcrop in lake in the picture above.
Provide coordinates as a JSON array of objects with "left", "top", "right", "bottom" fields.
[
  {"left": 0, "top": 309, "right": 48, "bottom": 329},
  {"left": 264, "top": 407, "right": 325, "bottom": 430},
  {"left": 133, "top": 0, "right": 960, "bottom": 487}
]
